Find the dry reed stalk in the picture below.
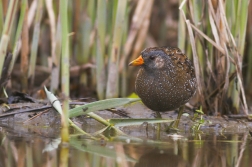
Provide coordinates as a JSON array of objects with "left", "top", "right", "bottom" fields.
[
  {"left": 20, "top": 7, "right": 29, "bottom": 92},
  {"left": 45, "top": 0, "right": 56, "bottom": 68},
  {"left": 45, "top": 0, "right": 60, "bottom": 92},
  {"left": 179, "top": 1, "right": 204, "bottom": 108},
  {"left": 119, "top": 0, "right": 148, "bottom": 71},
  {"left": 179, "top": 0, "right": 248, "bottom": 114},
  {"left": 130, "top": 0, "right": 154, "bottom": 61}
]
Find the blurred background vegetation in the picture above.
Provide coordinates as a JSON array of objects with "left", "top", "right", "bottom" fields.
[{"left": 0, "top": 0, "right": 251, "bottom": 115}]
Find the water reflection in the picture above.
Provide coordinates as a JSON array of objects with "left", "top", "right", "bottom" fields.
[
  {"left": 135, "top": 150, "right": 189, "bottom": 167},
  {"left": 0, "top": 125, "right": 251, "bottom": 167}
]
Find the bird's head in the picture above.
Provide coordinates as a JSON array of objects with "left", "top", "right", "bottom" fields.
[{"left": 129, "top": 47, "right": 171, "bottom": 71}]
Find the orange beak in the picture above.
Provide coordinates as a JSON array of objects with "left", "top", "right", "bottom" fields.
[{"left": 128, "top": 55, "right": 144, "bottom": 66}]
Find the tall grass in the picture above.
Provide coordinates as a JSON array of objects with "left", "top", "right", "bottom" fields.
[
  {"left": 0, "top": 0, "right": 251, "bottom": 115},
  {"left": 59, "top": 0, "right": 70, "bottom": 166},
  {"left": 106, "top": 0, "right": 127, "bottom": 98},
  {"left": 179, "top": 0, "right": 249, "bottom": 115},
  {"left": 60, "top": 0, "right": 70, "bottom": 143},
  {"left": 28, "top": 0, "right": 43, "bottom": 86},
  {"left": 0, "top": 0, "right": 18, "bottom": 77}
]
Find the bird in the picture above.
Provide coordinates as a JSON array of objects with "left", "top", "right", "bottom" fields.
[{"left": 129, "top": 46, "right": 197, "bottom": 129}]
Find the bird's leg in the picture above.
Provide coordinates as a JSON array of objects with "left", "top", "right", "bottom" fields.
[
  {"left": 155, "top": 111, "right": 161, "bottom": 139},
  {"left": 156, "top": 111, "right": 162, "bottom": 118},
  {"left": 173, "top": 105, "right": 184, "bottom": 128},
  {"left": 166, "top": 105, "right": 184, "bottom": 132}
]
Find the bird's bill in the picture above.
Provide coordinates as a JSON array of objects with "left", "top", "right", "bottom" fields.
[{"left": 128, "top": 55, "right": 144, "bottom": 66}]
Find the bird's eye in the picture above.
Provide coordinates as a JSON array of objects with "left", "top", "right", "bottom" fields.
[{"left": 149, "top": 55, "right": 155, "bottom": 60}]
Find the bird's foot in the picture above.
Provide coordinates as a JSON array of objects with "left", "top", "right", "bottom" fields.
[{"left": 165, "top": 120, "right": 180, "bottom": 133}]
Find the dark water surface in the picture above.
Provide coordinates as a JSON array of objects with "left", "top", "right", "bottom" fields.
[{"left": 0, "top": 123, "right": 251, "bottom": 167}]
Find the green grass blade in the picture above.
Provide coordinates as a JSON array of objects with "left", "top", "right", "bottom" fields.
[
  {"left": 9, "top": 0, "right": 28, "bottom": 76},
  {"left": 70, "top": 137, "right": 137, "bottom": 162},
  {"left": 106, "top": 0, "right": 127, "bottom": 98},
  {"left": 86, "top": 112, "right": 125, "bottom": 134},
  {"left": 0, "top": 1, "right": 3, "bottom": 33},
  {"left": 28, "top": 0, "right": 43, "bottom": 82},
  {"left": 44, "top": 86, "right": 91, "bottom": 137},
  {"left": 96, "top": 0, "right": 107, "bottom": 100},
  {"left": 69, "top": 98, "right": 140, "bottom": 117},
  {"left": 60, "top": 0, "right": 70, "bottom": 143},
  {"left": 108, "top": 118, "right": 173, "bottom": 127},
  {"left": 0, "top": 0, "right": 18, "bottom": 76}
]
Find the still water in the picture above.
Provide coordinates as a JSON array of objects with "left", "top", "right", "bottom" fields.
[{"left": 0, "top": 123, "right": 251, "bottom": 167}]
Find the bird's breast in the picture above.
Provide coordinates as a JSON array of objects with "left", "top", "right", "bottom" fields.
[{"left": 135, "top": 68, "right": 196, "bottom": 111}]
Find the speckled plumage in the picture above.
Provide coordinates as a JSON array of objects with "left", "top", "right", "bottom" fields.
[{"left": 134, "top": 46, "right": 197, "bottom": 112}]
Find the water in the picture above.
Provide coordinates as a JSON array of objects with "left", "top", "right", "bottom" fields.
[
  {"left": 0, "top": 123, "right": 251, "bottom": 167},
  {"left": 0, "top": 102, "right": 252, "bottom": 167}
]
